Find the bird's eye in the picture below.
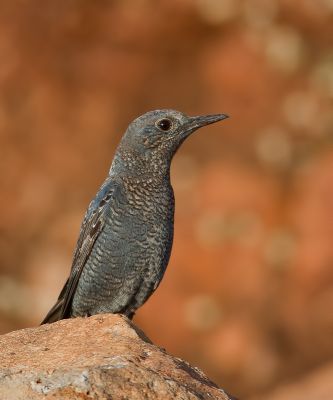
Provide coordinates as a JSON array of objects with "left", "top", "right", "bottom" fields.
[{"left": 156, "top": 118, "right": 172, "bottom": 131}]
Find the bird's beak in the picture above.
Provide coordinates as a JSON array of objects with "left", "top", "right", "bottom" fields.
[{"left": 184, "top": 114, "right": 229, "bottom": 137}]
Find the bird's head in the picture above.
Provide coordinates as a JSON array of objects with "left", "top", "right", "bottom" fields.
[{"left": 111, "top": 109, "right": 228, "bottom": 177}]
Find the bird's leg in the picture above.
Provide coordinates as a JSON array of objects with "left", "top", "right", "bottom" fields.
[{"left": 126, "top": 311, "right": 135, "bottom": 320}]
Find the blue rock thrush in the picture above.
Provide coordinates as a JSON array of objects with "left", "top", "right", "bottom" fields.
[{"left": 42, "top": 109, "right": 228, "bottom": 324}]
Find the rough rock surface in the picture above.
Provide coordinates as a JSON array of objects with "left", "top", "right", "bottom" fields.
[{"left": 0, "top": 314, "right": 234, "bottom": 400}]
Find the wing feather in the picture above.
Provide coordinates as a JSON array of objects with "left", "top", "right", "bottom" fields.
[{"left": 41, "top": 177, "right": 116, "bottom": 324}]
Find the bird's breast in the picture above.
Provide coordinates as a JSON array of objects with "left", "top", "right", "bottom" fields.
[{"left": 105, "top": 179, "right": 174, "bottom": 246}]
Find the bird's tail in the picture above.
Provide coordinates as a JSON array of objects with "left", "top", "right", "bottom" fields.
[
  {"left": 41, "top": 278, "right": 70, "bottom": 324},
  {"left": 40, "top": 298, "right": 65, "bottom": 324}
]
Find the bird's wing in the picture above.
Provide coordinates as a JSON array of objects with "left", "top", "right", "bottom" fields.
[{"left": 41, "top": 177, "right": 117, "bottom": 324}]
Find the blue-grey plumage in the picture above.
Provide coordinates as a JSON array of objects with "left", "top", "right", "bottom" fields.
[{"left": 41, "top": 109, "right": 228, "bottom": 323}]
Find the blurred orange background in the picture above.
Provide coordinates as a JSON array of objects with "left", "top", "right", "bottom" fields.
[{"left": 0, "top": 1, "right": 333, "bottom": 399}]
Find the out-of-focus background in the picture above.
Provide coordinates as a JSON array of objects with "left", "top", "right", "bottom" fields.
[{"left": 0, "top": 1, "right": 333, "bottom": 398}]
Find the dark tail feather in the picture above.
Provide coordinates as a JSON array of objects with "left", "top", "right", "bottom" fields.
[
  {"left": 41, "top": 278, "right": 70, "bottom": 324},
  {"left": 41, "top": 298, "right": 65, "bottom": 324}
]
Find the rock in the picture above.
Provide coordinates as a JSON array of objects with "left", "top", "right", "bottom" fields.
[{"left": 0, "top": 314, "right": 235, "bottom": 400}]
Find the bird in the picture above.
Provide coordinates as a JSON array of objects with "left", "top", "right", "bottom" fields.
[{"left": 41, "top": 109, "right": 228, "bottom": 324}]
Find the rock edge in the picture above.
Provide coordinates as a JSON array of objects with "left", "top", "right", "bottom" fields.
[{"left": 0, "top": 314, "right": 235, "bottom": 400}]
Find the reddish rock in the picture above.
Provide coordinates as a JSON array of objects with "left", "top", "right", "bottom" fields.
[{"left": 0, "top": 314, "right": 234, "bottom": 400}]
